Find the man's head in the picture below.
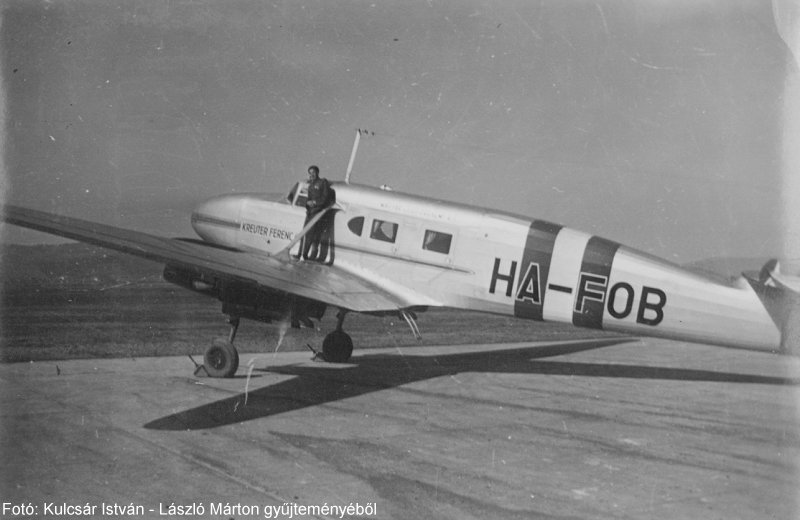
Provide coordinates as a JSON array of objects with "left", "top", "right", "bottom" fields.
[{"left": 307, "top": 165, "right": 319, "bottom": 180}]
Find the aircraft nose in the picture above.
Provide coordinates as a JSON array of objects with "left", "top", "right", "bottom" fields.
[{"left": 191, "top": 195, "right": 242, "bottom": 244}]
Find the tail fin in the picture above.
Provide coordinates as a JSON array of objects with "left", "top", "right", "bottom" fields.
[{"left": 745, "top": 259, "right": 800, "bottom": 355}]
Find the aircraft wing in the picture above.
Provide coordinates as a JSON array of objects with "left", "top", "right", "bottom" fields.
[{"left": 2, "top": 205, "right": 414, "bottom": 312}]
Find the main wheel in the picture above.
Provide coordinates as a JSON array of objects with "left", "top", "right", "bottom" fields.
[
  {"left": 322, "top": 330, "right": 353, "bottom": 363},
  {"left": 203, "top": 340, "right": 240, "bottom": 378}
]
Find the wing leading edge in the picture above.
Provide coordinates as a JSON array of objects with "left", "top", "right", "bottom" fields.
[{"left": 2, "top": 205, "right": 414, "bottom": 313}]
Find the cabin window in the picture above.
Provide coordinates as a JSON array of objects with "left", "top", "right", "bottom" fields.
[
  {"left": 348, "top": 217, "right": 365, "bottom": 236},
  {"left": 294, "top": 193, "right": 308, "bottom": 207},
  {"left": 370, "top": 219, "right": 398, "bottom": 243},
  {"left": 423, "top": 230, "right": 452, "bottom": 254}
]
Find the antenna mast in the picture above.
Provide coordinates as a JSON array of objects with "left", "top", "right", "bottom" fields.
[{"left": 345, "top": 128, "right": 369, "bottom": 184}]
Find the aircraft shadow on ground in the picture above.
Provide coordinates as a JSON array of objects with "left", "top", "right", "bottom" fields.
[{"left": 144, "top": 338, "right": 799, "bottom": 431}]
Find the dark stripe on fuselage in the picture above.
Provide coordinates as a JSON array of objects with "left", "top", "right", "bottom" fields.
[
  {"left": 514, "top": 220, "right": 562, "bottom": 321},
  {"left": 572, "top": 236, "right": 620, "bottom": 329}
]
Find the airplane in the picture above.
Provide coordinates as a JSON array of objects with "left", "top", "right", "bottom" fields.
[{"left": 3, "top": 130, "right": 798, "bottom": 377}]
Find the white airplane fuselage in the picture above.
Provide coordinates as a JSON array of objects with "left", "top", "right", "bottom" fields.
[{"left": 191, "top": 181, "right": 781, "bottom": 352}]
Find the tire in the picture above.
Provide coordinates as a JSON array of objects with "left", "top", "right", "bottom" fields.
[
  {"left": 322, "top": 330, "right": 353, "bottom": 363},
  {"left": 203, "top": 340, "right": 240, "bottom": 378}
]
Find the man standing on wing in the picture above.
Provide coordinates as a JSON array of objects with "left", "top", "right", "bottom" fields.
[{"left": 302, "top": 165, "right": 332, "bottom": 261}]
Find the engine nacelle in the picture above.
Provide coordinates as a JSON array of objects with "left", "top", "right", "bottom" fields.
[
  {"left": 162, "top": 264, "right": 325, "bottom": 325},
  {"left": 163, "top": 264, "right": 219, "bottom": 296}
]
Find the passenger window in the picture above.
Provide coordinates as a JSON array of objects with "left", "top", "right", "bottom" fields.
[
  {"left": 348, "top": 217, "right": 365, "bottom": 236},
  {"left": 423, "top": 230, "right": 452, "bottom": 254},
  {"left": 295, "top": 194, "right": 307, "bottom": 207},
  {"left": 370, "top": 219, "right": 398, "bottom": 243}
]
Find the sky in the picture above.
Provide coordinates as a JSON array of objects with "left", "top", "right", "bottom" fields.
[{"left": 0, "top": 0, "right": 794, "bottom": 263}]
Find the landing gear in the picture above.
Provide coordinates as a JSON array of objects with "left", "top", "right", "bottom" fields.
[
  {"left": 193, "top": 308, "right": 353, "bottom": 377},
  {"left": 320, "top": 310, "right": 353, "bottom": 363},
  {"left": 199, "top": 316, "right": 240, "bottom": 378},
  {"left": 203, "top": 340, "right": 239, "bottom": 378},
  {"left": 322, "top": 330, "right": 353, "bottom": 363}
]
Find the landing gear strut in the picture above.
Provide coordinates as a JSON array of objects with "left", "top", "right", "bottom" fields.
[
  {"left": 320, "top": 309, "right": 353, "bottom": 363},
  {"left": 199, "top": 316, "right": 240, "bottom": 378}
]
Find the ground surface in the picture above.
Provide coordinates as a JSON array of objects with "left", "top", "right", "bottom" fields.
[{"left": 1, "top": 337, "right": 798, "bottom": 520}]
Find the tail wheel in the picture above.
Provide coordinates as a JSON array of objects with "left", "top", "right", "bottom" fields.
[
  {"left": 322, "top": 330, "right": 353, "bottom": 363},
  {"left": 204, "top": 340, "right": 240, "bottom": 378}
]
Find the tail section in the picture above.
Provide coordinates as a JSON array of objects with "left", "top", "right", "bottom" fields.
[{"left": 745, "top": 259, "right": 800, "bottom": 355}]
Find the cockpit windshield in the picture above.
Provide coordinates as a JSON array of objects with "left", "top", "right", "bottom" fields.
[{"left": 285, "top": 182, "right": 308, "bottom": 207}]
